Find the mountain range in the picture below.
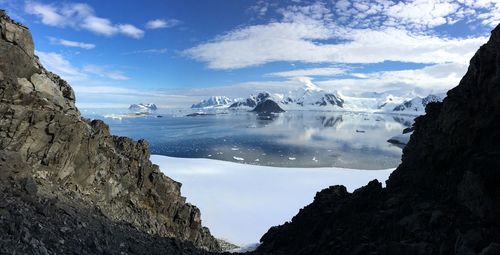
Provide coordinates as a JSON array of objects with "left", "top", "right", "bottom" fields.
[{"left": 191, "top": 85, "right": 445, "bottom": 114}]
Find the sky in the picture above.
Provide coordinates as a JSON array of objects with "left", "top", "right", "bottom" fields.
[{"left": 2, "top": 0, "right": 500, "bottom": 108}]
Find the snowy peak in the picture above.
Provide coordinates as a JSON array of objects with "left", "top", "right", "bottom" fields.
[
  {"left": 229, "top": 92, "right": 273, "bottom": 109},
  {"left": 191, "top": 96, "right": 233, "bottom": 108},
  {"left": 129, "top": 103, "right": 157, "bottom": 113},
  {"left": 282, "top": 86, "right": 344, "bottom": 109}
]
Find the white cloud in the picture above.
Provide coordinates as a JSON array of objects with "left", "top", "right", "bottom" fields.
[
  {"left": 248, "top": 0, "right": 272, "bottom": 17},
  {"left": 83, "top": 65, "right": 131, "bottom": 81},
  {"left": 123, "top": 48, "right": 168, "bottom": 55},
  {"left": 35, "top": 51, "right": 87, "bottom": 82},
  {"left": 48, "top": 37, "right": 95, "bottom": 49},
  {"left": 317, "top": 62, "right": 469, "bottom": 93},
  {"left": 162, "top": 62, "right": 469, "bottom": 100},
  {"left": 332, "top": 0, "right": 500, "bottom": 30},
  {"left": 25, "top": 2, "right": 64, "bottom": 26},
  {"left": 268, "top": 67, "right": 346, "bottom": 77},
  {"left": 73, "top": 61, "right": 469, "bottom": 109},
  {"left": 35, "top": 51, "right": 131, "bottom": 82},
  {"left": 80, "top": 15, "right": 117, "bottom": 36},
  {"left": 118, "top": 24, "right": 145, "bottom": 38},
  {"left": 145, "top": 18, "right": 180, "bottom": 29},
  {"left": 185, "top": 1, "right": 497, "bottom": 70},
  {"left": 384, "top": 0, "right": 460, "bottom": 29},
  {"left": 25, "top": 2, "right": 144, "bottom": 38},
  {"left": 185, "top": 17, "right": 486, "bottom": 69}
]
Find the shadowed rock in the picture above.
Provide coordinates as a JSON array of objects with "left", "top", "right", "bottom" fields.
[{"left": 251, "top": 99, "right": 285, "bottom": 114}]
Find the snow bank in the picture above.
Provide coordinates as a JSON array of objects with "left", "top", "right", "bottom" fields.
[{"left": 151, "top": 155, "right": 394, "bottom": 247}]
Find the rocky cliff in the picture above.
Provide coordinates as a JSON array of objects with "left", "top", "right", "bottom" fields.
[
  {"left": 253, "top": 24, "right": 500, "bottom": 255},
  {"left": 0, "top": 10, "right": 221, "bottom": 253}
]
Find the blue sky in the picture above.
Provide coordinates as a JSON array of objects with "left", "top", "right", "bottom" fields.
[{"left": 2, "top": 0, "right": 499, "bottom": 107}]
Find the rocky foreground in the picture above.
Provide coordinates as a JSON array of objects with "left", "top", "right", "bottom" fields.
[
  {"left": 0, "top": 11, "right": 222, "bottom": 254},
  {"left": 251, "top": 24, "right": 500, "bottom": 255}
]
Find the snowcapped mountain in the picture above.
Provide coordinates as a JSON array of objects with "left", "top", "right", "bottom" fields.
[
  {"left": 280, "top": 83, "right": 344, "bottom": 109},
  {"left": 392, "top": 94, "right": 444, "bottom": 113},
  {"left": 129, "top": 103, "right": 157, "bottom": 113},
  {"left": 191, "top": 96, "right": 233, "bottom": 108},
  {"left": 229, "top": 92, "right": 273, "bottom": 109},
  {"left": 228, "top": 84, "right": 344, "bottom": 111},
  {"left": 190, "top": 84, "right": 445, "bottom": 114}
]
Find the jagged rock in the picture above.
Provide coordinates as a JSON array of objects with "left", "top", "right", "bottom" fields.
[
  {"left": 253, "top": 24, "right": 500, "bottom": 255},
  {"left": 0, "top": 11, "right": 221, "bottom": 253}
]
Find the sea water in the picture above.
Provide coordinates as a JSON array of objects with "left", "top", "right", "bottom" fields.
[{"left": 82, "top": 109, "right": 415, "bottom": 170}]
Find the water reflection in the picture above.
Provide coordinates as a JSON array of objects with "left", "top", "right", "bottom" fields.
[{"left": 84, "top": 109, "right": 416, "bottom": 170}]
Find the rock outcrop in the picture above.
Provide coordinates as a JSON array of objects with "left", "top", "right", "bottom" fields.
[
  {"left": 253, "top": 24, "right": 500, "bottom": 255},
  {"left": 0, "top": 10, "right": 220, "bottom": 253},
  {"left": 251, "top": 99, "right": 285, "bottom": 114}
]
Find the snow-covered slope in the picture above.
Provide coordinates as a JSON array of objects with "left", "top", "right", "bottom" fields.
[
  {"left": 191, "top": 96, "right": 233, "bottom": 109},
  {"left": 229, "top": 92, "right": 272, "bottom": 109},
  {"left": 341, "top": 91, "right": 417, "bottom": 112},
  {"left": 392, "top": 94, "right": 444, "bottom": 113},
  {"left": 281, "top": 83, "right": 344, "bottom": 110},
  {"left": 129, "top": 103, "right": 157, "bottom": 113},
  {"left": 229, "top": 84, "right": 344, "bottom": 111}
]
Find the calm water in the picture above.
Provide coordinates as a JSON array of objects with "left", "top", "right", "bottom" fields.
[{"left": 82, "top": 109, "right": 415, "bottom": 170}]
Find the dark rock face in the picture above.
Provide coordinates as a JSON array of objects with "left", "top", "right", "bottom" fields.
[
  {"left": 253, "top": 25, "right": 500, "bottom": 255},
  {"left": 0, "top": 11, "right": 220, "bottom": 253},
  {"left": 251, "top": 99, "right": 285, "bottom": 114},
  {"left": 323, "top": 93, "right": 344, "bottom": 107}
]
